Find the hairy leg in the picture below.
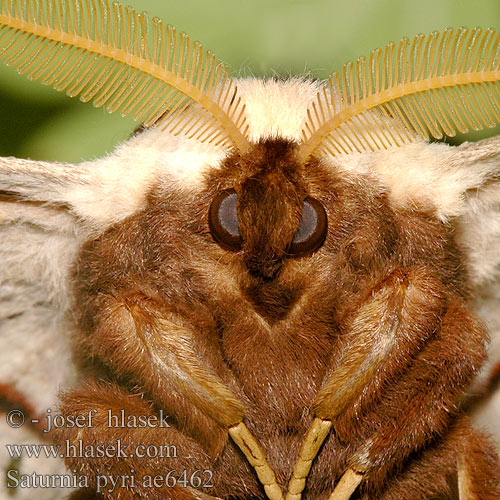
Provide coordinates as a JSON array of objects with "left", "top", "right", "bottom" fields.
[
  {"left": 344, "top": 299, "right": 486, "bottom": 477},
  {"left": 293, "top": 269, "right": 494, "bottom": 500},
  {"left": 288, "top": 268, "right": 447, "bottom": 499},
  {"left": 313, "top": 267, "right": 446, "bottom": 422},
  {"left": 74, "top": 290, "right": 284, "bottom": 500},
  {"left": 84, "top": 291, "right": 245, "bottom": 444},
  {"left": 54, "top": 380, "right": 216, "bottom": 500},
  {"left": 357, "top": 417, "right": 500, "bottom": 500}
]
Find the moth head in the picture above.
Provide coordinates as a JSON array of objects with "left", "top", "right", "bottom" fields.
[{"left": 207, "top": 138, "right": 327, "bottom": 279}]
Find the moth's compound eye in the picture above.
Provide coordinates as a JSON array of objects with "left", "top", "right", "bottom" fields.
[
  {"left": 289, "top": 197, "right": 328, "bottom": 256},
  {"left": 209, "top": 189, "right": 242, "bottom": 251}
]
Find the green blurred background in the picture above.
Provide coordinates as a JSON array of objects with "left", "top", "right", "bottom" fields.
[{"left": 1, "top": 0, "right": 500, "bottom": 163}]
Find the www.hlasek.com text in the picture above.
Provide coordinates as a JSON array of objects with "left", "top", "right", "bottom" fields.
[{"left": 6, "top": 438, "right": 178, "bottom": 460}]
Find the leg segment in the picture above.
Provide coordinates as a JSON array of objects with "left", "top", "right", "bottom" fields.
[
  {"left": 86, "top": 292, "right": 246, "bottom": 433},
  {"left": 313, "top": 267, "right": 446, "bottom": 424},
  {"left": 346, "top": 299, "right": 486, "bottom": 475},
  {"left": 360, "top": 417, "right": 500, "bottom": 500},
  {"left": 322, "top": 299, "right": 494, "bottom": 499}
]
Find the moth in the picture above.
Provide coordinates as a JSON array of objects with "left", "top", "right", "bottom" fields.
[{"left": 1, "top": 1, "right": 500, "bottom": 500}]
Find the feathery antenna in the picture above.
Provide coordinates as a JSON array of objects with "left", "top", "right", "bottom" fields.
[
  {"left": 298, "top": 28, "right": 500, "bottom": 161},
  {"left": 0, "top": 0, "right": 251, "bottom": 151}
]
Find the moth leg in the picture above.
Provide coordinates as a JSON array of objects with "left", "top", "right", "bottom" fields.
[
  {"left": 90, "top": 293, "right": 245, "bottom": 428},
  {"left": 286, "top": 418, "right": 333, "bottom": 500},
  {"left": 456, "top": 421, "right": 500, "bottom": 500},
  {"left": 351, "top": 417, "right": 500, "bottom": 500},
  {"left": 229, "top": 423, "right": 284, "bottom": 500},
  {"left": 338, "top": 299, "right": 489, "bottom": 496},
  {"left": 313, "top": 267, "right": 445, "bottom": 424},
  {"left": 286, "top": 433, "right": 362, "bottom": 500},
  {"left": 55, "top": 380, "right": 216, "bottom": 500},
  {"left": 326, "top": 469, "right": 364, "bottom": 500},
  {"left": 85, "top": 292, "right": 282, "bottom": 500},
  {"left": 286, "top": 268, "right": 444, "bottom": 500}
]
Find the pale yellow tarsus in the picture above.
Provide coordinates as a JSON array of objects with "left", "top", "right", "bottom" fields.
[
  {"left": 285, "top": 418, "right": 333, "bottom": 500},
  {"left": 458, "top": 453, "right": 477, "bottom": 500},
  {"left": 229, "top": 422, "right": 284, "bottom": 500},
  {"left": 327, "top": 469, "right": 364, "bottom": 500}
]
